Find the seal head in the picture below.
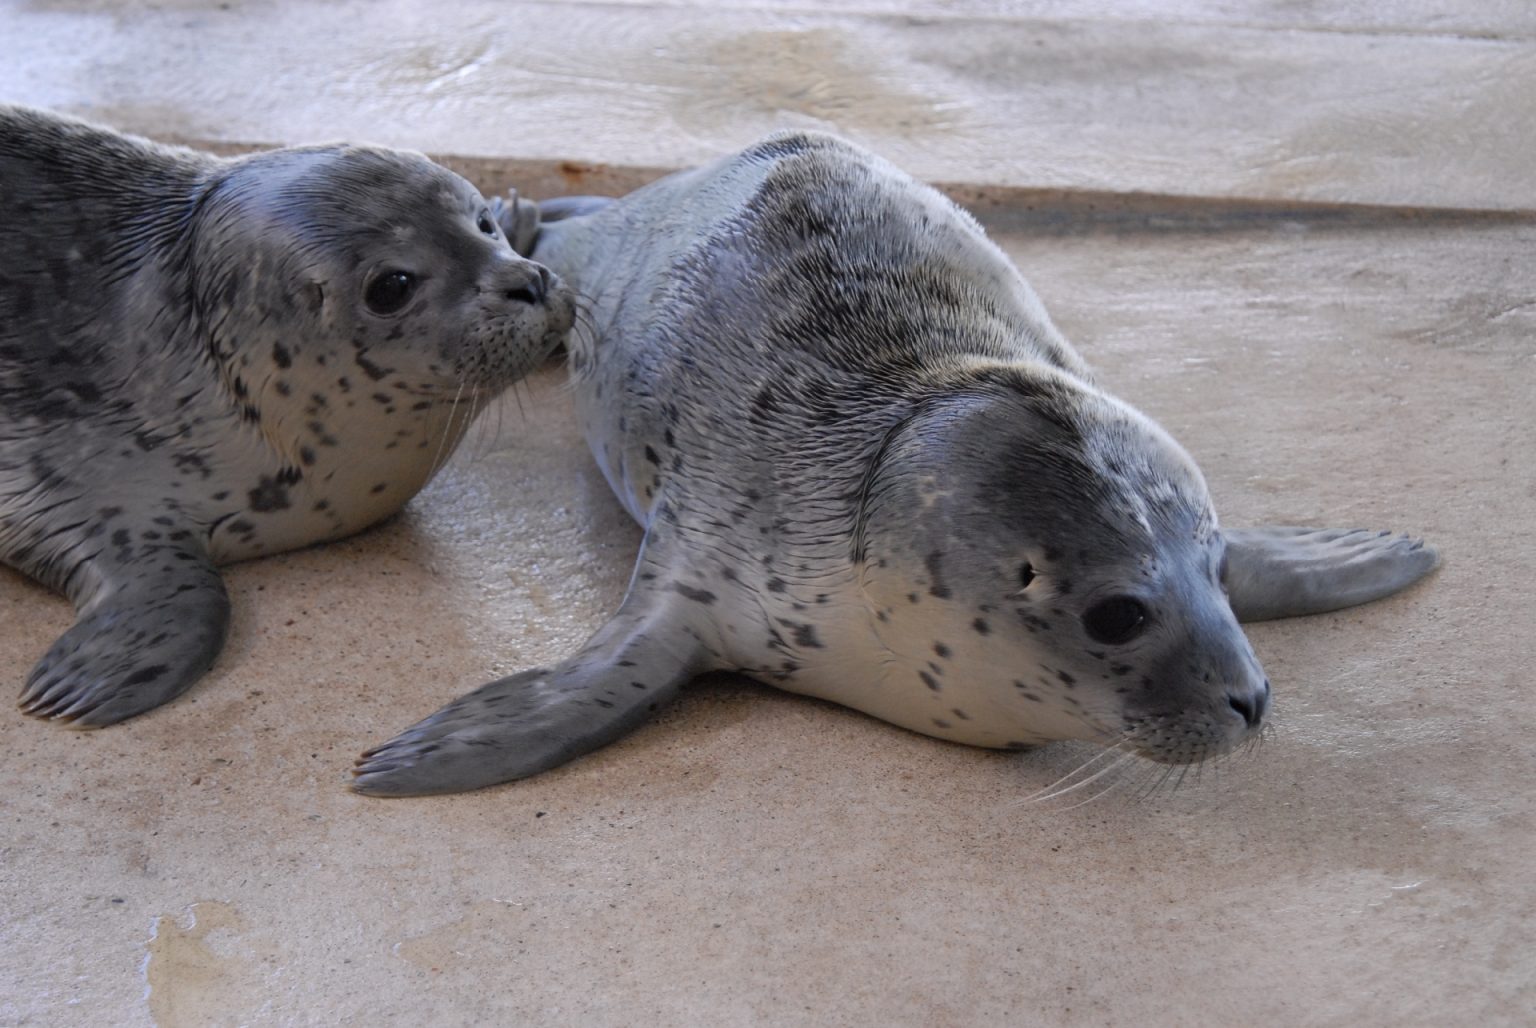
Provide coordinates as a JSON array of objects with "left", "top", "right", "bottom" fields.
[{"left": 856, "top": 376, "right": 1267, "bottom": 762}]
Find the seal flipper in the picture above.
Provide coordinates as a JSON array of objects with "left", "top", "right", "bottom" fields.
[
  {"left": 352, "top": 591, "right": 715, "bottom": 796},
  {"left": 1220, "top": 525, "right": 1439, "bottom": 623},
  {"left": 532, "top": 195, "right": 617, "bottom": 224},
  {"left": 19, "top": 538, "right": 230, "bottom": 726},
  {"left": 492, "top": 192, "right": 614, "bottom": 257}
]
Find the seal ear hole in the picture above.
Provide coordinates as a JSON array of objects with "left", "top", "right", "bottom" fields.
[
  {"left": 364, "top": 270, "right": 417, "bottom": 316},
  {"left": 476, "top": 210, "right": 498, "bottom": 237},
  {"left": 302, "top": 281, "right": 325, "bottom": 314},
  {"left": 1018, "top": 563, "right": 1036, "bottom": 590},
  {"left": 1082, "top": 596, "right": 1149, "bottom": 645}
]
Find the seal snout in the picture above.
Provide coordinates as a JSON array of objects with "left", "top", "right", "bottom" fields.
[
  {"left": 484, "top": 259, "right": 553, "bottom": 306},
  {"left": 505, "top": 264, "right": 551, "bottom": 306},
  {"left": 1226, "top": 677, "right": 1270, "bottom": 729}
]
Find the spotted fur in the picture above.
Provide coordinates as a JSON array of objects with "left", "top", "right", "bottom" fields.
[
  {"left": 1, "top": 105, "right": 574, "bottom": 726},
  {"left": 353, "top": 132, "right": 1436, "bottom": 796}
]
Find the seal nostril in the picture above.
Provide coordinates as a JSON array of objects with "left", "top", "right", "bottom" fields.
[
  {"left": 504, "top": 266, "right": 549, "bottom": 305},
  {"left": 1227, "top": 688, "right": 1264, "bottom": 729}
]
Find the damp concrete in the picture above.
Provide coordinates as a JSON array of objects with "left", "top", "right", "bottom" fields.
[{"left": 2, "top": 2, "right": 1534, "bottom": 1025}]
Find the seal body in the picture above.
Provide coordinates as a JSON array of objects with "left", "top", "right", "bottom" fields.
[
  {"left": 1, "top": 105, "right": 574, "bottom": 726},
  {"left": 354, "top": 132, "right": 1436, "bottom": 796}
]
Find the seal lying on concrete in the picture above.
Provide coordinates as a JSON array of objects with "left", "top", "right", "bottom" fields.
[
  {"left": 1, "top": 105, "right": 573, "bottom": 727},
  {"left": 353, "top": 131, "right": 1436, "bottom": 796}
]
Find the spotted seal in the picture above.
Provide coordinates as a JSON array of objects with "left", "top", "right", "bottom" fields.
[
  {"left": 1, "top": 105, "right": 573, "bottom": 726},
  {"left": 353, "top": 131, "right": 1437, "bottom": 796}
]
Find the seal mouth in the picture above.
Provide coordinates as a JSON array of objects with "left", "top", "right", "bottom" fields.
[{"left": 1118, "top": 706, "right": 1267, "bottom": 766}]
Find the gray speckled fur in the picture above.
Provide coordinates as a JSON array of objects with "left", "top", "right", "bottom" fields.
[
  {"left": 1, "top": 105, "right": 574, "bottom": 727},
  {"left": 354, "top": 132, "right": 1437, "bottom": 796}
]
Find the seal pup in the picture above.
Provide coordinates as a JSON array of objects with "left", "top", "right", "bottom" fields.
[
  {"left": 1, "top": 105, "right": 574, "bottom": 727},
  {"left": 353, "top": 131, "right": 1436, "bottom": 796}
]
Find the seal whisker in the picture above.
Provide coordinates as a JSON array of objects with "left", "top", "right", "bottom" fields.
[
  {"left": 1053, "top": 767, "right": 1138, "bottom": 811},
  {"left": 423, "top": 379, "right": 470, "bottom": 486},
  {"left": 1022, "top": 747, "right": 1141, "bottom": 807},
  {"left": 1017, "top": 740, "right": 1137, "bottom": 807}
]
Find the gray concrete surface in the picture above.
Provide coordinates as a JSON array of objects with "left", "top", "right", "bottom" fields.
[
  {"left": 2, "top": 1, "right": 1534, "bottom": 1025},
  {"left": 5, "top": 1, "right": 1535, "bottom": 211}
]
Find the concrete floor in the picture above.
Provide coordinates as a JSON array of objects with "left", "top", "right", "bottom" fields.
[{"left": 2, "top": 2, "right": 1534, "bottom": 1025}]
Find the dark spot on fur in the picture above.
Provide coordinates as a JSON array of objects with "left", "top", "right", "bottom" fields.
[
  {"left": 972, "top": 618, "right": 990, "bottom": 635},
  {"left": 356, "top": 354, "right": 392, "bottom": 381},
  {"left": 247, "top": 476, "right": 291, "bottom": 512},
  {"left": 920, "top": 670, "right": 941, "bottom": 691},
  {"left": 122, "top": 664, "right": 168, "bottom": 687},
  {"left": 673, "top": 583, "right": 716, "bottom": 604},
  {"left": 925, "top": 551, "right": 951, "bottom": 599},
  {"left": 272, "top": 343, "right": 292, "bottom": 369},
  {"left": 793, "top": 623, "right": 822, "bottom": 649},
  {"left": 933, "top": 642, "right": 951, "bottom": 659},
  {"left": 751, "top": 386, "right": 779, "bottom": 421},
  {"left": 1057, "top": 670, "right": 1076, "bottom": 686}
]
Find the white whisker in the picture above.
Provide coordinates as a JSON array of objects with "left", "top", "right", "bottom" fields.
[
  {"left": 1019, "top": 742, "right": 1139, "bottom": 807},
  {"left": 424, "top": 379, "right": 468, "bottom": 485}
]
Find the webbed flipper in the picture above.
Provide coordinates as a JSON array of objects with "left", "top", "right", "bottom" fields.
[
  {"left": 1221, "top": 526, "right": 1439, "bottom": 623},
  {"left": 19, "top": 536, "right": 230, "bottom": 726},
  {"left": 353, "top": 581, "right": 715, "bottom": 796}
]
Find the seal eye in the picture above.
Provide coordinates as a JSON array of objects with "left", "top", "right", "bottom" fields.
[
  {"left": 477, "top": 211, "right": 498, "bottom": 237},
  {"left": 1018, "top": 562, "right": 1036, "bottom": 590},
  {"left": 1082, "top": 596, "right": 1149, "bottom": 645},
  {"left": 364, "top": 271, "right": 416, "bottom": 316}
]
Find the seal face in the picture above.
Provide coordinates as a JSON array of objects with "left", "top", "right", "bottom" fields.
[
  {"left": 1, "top": 105, "right": 574, "bottom": 726},
  {"left": 354, "top": 131, "right": 1437, "bottom": 796}
]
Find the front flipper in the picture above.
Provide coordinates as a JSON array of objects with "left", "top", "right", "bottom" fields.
[
  {"left": 352, "top": 592, "right": 715, "bottom": 796},
  {"left": 20, "top": 540, "right": 230, "bottom": 727},
  {"left": 1221, "top": 526, "right": 1439, "bottom": 623}
]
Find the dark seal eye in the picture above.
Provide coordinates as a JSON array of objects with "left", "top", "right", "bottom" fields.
[
  {"left": 1018, "top": 562, "right": 1036, "bottom": 590},
  {"left": 364, "top": 270, "right": 417, "bottom": 316},
  {"left": 477, "top": 210, "right": 498, "bottom": 237},
  {"left": 1082, "top": 596, "right": 1149, "bottom": 645}
]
